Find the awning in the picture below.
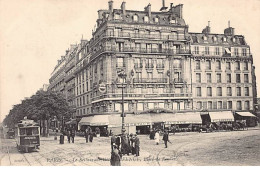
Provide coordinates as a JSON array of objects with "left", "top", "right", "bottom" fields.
[
  {"left": 225, "top": 48, "right": 231, "bottom": 54},
  {"left": 79, "top": 115, "right": 109, "bottom": 126},
  {"left": 65, "top": 119, "right": 77, "bottom": 125},
  {"left": 209, "top": 111, "right": 234, "bottom": 122},
  {"left": 236, "top": 112, "right": 256, "bottom": 117},
  {"left": 125, "top": 114, "right": 152, "bottom": 126},
  {"left": 165, "top": 112, "right": 202, "bottom": 124}
]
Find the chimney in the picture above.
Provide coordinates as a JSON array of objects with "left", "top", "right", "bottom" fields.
[
  {"left": 160, "top": 0, "right": 168, "bottom": 11},
  {"left": 145, "top": 3, "right": 151, "bottom": 18},
  {"left": 121, "top": 1, "right": 126, "bottom": 16},
  {"left": 108, "top": 0, "right": 113, "bottom": 12},
  {"left": 224, "top": 21, "right": 235, "bottom": 36},
  {"left": 202, "top": 21, "right": 211, "bottom": 34}
]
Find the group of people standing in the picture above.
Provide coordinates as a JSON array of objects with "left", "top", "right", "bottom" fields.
[
  {"left": 84, "top": 126, "right": 94, "bottom": 143},
  {"left": 64, "top": 127, "right": 76, "bottom": 143},
  {"left": 150, "top": 129, "right": 171, "bottom": 148},
  {"left": 110, "top": 132, "right": 140, "bottom": 166}
]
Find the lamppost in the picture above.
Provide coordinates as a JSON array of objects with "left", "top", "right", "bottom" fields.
[{"left": 117, "top": 69, "right": 127, "bottom": 134}]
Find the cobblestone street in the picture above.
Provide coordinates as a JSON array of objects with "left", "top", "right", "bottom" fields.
[{"left": 1, "top": 127, "right": 260, "bottom": 166}]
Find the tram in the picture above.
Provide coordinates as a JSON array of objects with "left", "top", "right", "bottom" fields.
[{"left": 15, "top": 117, "right": 40, "bottom": 153}]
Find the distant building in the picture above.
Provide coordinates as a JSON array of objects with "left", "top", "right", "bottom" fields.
[{"left": 48, "top": 1, "right": 257, "bottom": 133}]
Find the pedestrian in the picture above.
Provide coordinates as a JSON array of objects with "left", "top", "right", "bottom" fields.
[
  {"left": 134, "top": 134, "right": 140, "bottom": 156},
  {"left": 67, "top": 129, "right": 71, "bottom": 143},
  {"left": 85, "top": 127, "right": 89, "bottom": 143},
  {"left": 71, "top": 128, "right": 75, "bottom": 143},
  {"left": 120, "top": 134, "right": 130, "bottom": 155},
  {"left": 115, "top": 135, "right": 121, "bottom": 150},
  {"left": 155, "top": 130, "right": 160, "bottom": 145},
  {"left": 130, "top": 134, "right": 135, "bottom": 155},
  {"left": 111, "top": 132, "right": 116, "bottom": 152},
  {"left": 162, "top": 130, "right": 170, "bottom": 148},
  {"left": 110, "top": 145, "right": 121, "bottom": 166},
  {"left": 89, "top": 130, "right": 93, "bottom": 142}
]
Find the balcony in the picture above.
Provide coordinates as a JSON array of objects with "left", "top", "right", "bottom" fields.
[
  {"left": 102, "top": 32, "right": 187, "bottom": 41},
  {"left": 156, "top": 64, "right": 165, "bottom": 69},
  {"left": 174, "top": 78, "right": 184, "bottom": 83},
  {"left": 133, "top": 78, "right": 168, "bottom": 83},
  {"left": 64, "top": 73, "right": 75, "bottom": 83},
  {"left": 192, "top": 51, "right": 252, "bottom": 58},
  {"left": 134, "top": 63, "right": 143, "bottom": 69},
  {"left": 145, "top": 63, "right": 154, "bottom": 69}
]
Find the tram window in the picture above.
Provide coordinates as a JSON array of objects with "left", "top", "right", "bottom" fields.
[
  {"left": 26, "top": 128, "right": 33, "bottom": 135},
  {"left": 32, "top": 128, "right": 39, "bottom": 135},
  {"left": 20, "top": 128, "right": 26, "bottom": 135}
]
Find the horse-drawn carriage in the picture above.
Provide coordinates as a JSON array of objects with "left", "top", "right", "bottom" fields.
[{"left": 15, "top": 118, "right": 40, "bottom": 153}]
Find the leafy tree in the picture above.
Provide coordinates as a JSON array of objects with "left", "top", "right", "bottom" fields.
[{"left": 3, "top": 90, "right": 72, "bottom": 136}]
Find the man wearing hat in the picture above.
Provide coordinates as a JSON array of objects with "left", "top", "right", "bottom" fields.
[{"left": 134, "top": 134, "right": 140, "bottom": 156}]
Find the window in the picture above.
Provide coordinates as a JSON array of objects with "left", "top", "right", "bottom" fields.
[
  {"left": 226, "top": 62, "right": 231, "bottom": 70},
  {"left": 236, "top": 74, "right": 241, "bottom": 83},
  {"left": 227, "top": 74, "right": 232, "bottom": 83},
  {"left": 197, "top": 101, "right": 202, "bottom": 109},
  {"left": 154, "top": 17, "right": 159, "bottom": 23},
  {"left": 206, "top": 60, "right": 211, "bottom": 70},
  {"left": 227, "top": 87, "right": 232, "bottom": 96},
  {"left": 170, "top": 19, "right": 176, "bottom": 24},
  {"left": 236, "top": 87, "right": 241, "bottom": 96},
  {"left": 114, "top": 13, "right": 121, "bottom": 20},
  {"left": 133, "top": 15, "right": 138, "bottom": 22},
  {"left": 208, "top": 101, "right": 213, "bottom": 109},
  {"left": 207, "top": 87, "right": 212, "bottom": 96},
  {"left": 116, "top": 57, "right": 124, "bottom": 67},
  {"left": 217, "top": 73, "right": 222, "bottom": 83},
  {"left": 236, "top": 101, "right": 242, "bottom": 110},
  {"left": 244, "top": 62, "right": 248, "bottom": 70},
  {"left": 235, "top": 61, "right": 240, "bottom": 70},
  {"left": 218, "top": 101, "right": 223, "bottom": 109},
  {"left": 245, "top": 87, "right": 249, "bottom": 96},
  {"left": 217, "top": 87, "right": 222, "bottom": 96},
  {"left": 207, "top": 73, "right": 212, "bottom": 83},
  {"left": 213, "top": 36, "right": 217, "bottom": 42},
  {"left": 205, "top": 46, "right": 209, "bottom": 55},
  {"left": 234, "top": 48, "right": 239, "bottom": 56},
  {"left": 223, "top": 37, "right": 227, "bottom": 42},
  {"left": 216, "top": 60, "right": 221, "bottom": 70},
  {"left": 195, "top": 60, "right": 201, "bottom": 70},
  {"left": 203, "top": 36, "right": 208, "bottom": 41},
  {"left": 197, "top": 87, "right": 202, "bottom": 97},
  {"left": 148, "top": 103, "right": 154, "bottom": 109},
  {"left": 144, "top": 16, "right": 149, "bottom": 22},
  {"left": 215, "top": 47, "right": 220, "bottom": 55},
  {"left": 196, "top": 73, "right": 201, "bottom": 83},
  {"left": 242, "top": 48, "right": 247, "bottom": 56},
  {"left": 244, "top": 74, "right": 249, "bottom": 83},
  {"left": 227, "top": 101, "right": 232, "bottom": 109},
  {"left": 194, "top": 46, "right": 199, "bottom": 54},
  {"left": 245, "top": 101, "right": 250, "bottom": 110}
]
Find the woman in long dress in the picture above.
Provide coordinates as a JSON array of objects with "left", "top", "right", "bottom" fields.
[{"left": 154, "top": 131, "right": 159, "bottom": 145}]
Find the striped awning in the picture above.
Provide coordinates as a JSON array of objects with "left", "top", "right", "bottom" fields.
[
  {"left": 165, "top": 112, "right": 202, "bottom": 124},
  {"left": 79, "top": 115, "right": 109, "bottom": 126},
  {"left": 209, "top": 111, "right": 234, "bottom": 122},
  {"left": 236, "top": 112, "right": 256, "bottom": 117}
]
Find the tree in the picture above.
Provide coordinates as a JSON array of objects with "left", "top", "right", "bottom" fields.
[{"left": 3, "top": 90, "right": 72, "bottom": 136}]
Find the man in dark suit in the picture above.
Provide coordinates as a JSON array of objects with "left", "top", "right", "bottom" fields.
[
  {"left": 71, "top": 128, "right": 75, "bottom": 143},
  {"left": 162, "top": 130, "right": 169, "bottom": 148},
  {"left": 134, "top": 134, "right": 140, "bottom": 156}
]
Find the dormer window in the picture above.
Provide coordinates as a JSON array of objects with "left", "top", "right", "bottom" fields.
[
  {"left": 133, "top": 15, "right": 138, "bottom": 22},
  {"left": 114, "top": 13, "right": 121, "bottom": 20},
  {"left": 213, "top": 36, "right": 217, "bottom": 42},
  {"left": 223, "top": 37, "right": 227, "bottom": 42},
  {"left": 232, "top": 37, "right": 236, "bottom": 43},
  {"left": 144, "top": 16, "right": 149, "bottom": 22},
  {"left": 170, "top": 19, "right": 176, "bottom": 24},
  {"left": 154, "top": 17, "right": 159, "bottom": 23},
  {"left": 203, "top": 36, "right": 208, "bottom": 41}
]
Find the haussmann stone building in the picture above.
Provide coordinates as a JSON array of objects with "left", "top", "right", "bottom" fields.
[{"left": 48, "top": 0, "right": 257, "bottom": 135}]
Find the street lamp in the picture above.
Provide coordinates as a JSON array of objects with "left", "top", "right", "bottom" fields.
[{"left": 117, "top": 69, "right": 127, "bottom": 134}]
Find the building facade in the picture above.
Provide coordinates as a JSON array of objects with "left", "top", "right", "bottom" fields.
[{"left": 48, "top": 1, "right": 257, "bottom": 133}]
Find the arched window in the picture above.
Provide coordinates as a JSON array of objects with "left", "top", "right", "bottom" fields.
[{"left": 133, "top": 14, "right": 138, "bottom": 22}]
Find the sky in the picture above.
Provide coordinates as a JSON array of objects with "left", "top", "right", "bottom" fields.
[{"left": 0, "top": 0, "right": 260, "bottom": 122}]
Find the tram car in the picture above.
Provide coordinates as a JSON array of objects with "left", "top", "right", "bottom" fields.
[{"left": 15, "top": 117, "right": 40, "bottom": 153}]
